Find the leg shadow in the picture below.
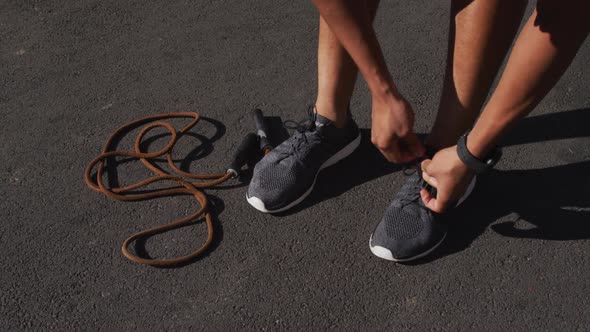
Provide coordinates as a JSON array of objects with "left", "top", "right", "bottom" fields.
[
  {"left": 412, "top": 108, "right": 590, "bottom": 263},
  {"left": 275, "top": 128, "right": 403, "bottom": 215}
]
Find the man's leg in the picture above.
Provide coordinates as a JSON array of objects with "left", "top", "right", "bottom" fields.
[
  {"left": 369, "top": 0, "right": 528, "bottom": 262},
  {"left": 425, "top": 0, "right": 528, "bottom": 150},
  {"left": 421, "top": 0, "right": 590, "bottom": 212},
  {"left": 315, "top": 0, "right": 380, "bottom": 128},
  {"left": 246, "top": 0, "right": 380, "bottom": 213},
  {"left": 466, "top": 0, "right": 590, "bottom": 156}
]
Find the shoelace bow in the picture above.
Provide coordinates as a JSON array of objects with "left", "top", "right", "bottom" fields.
[
  {"left": 399, "top": 165, "right": 432, "bottom": 209},
  {"left": 281, "top": 105, "right": 324, "bottom": 159}
]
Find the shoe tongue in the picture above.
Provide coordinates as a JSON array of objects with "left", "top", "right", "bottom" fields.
[
  {"left": 314, "top": 113, "right": 333, "bottom": 127},
  {"left": 393, "top": 168, "right": 431, "bottom": 216}
]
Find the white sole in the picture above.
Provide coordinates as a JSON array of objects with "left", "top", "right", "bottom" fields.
[
  {"left": 369, "top": 176, "right": 477, "bottom": 262},
  {"left": 369, "top": 232, "right": 447, "bottom": 262},
  {"left": 246, "top": 133, "right": 362, "bottom": 213}
]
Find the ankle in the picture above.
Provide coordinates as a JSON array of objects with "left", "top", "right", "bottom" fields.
[{"left": 314, "top": 102, "right": 349, "bottom": 128}]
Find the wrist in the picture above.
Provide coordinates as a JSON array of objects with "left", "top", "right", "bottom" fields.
[
  {"left": 454, "top": 147, "right": 474, "bottom": 174},
  {"left": 467, "top": 115, "right": 508, "bottom": 159},
  {"left": 465, "top": 129, "right": 496, "bottom": 160},
  {"left": 369, "top": 75, "right": 402, "bottom": 102},
  {"left": 371, "top": 87, "right": 405, "bottom": 113},
  {"left": 457, "top": 133, "right": 502, "bottom": 174}
]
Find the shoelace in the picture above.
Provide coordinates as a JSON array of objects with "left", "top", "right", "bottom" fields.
[
  {"left": 281, "top": 105, "right": 324, "bottom": 159},
  {"left": 283, "top": 104, "right": 317, "bottom": 132},
  {"left": 399, "top": 164, "right": 433, "bottom": 209}
]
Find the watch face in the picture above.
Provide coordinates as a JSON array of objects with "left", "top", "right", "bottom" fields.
[{"left": 486, "top": 148, "right": 502, "bottom": 168}]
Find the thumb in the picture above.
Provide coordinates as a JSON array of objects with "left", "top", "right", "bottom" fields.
[
  {"left": 404, "top": 132, "right": 425, "bottom": 158},
  {"left": 398, "top": 133, "right": 425, "bottom": 163},
  {"left": 421, "top": 159, "right": 432, "bottom": 174}
]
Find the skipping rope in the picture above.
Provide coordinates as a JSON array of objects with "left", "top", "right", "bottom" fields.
[{"left": 84, "top": 110, "right": 272, "bottom": 267}]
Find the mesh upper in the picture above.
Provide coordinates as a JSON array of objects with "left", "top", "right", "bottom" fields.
[
  {"left": 384, "top": 209, "right": 424, "bottom": 240},
  {"left": 258, "top": 164, "right": 299, "bottom": 191},
  {"left": 247, "top": 109, "right": 360, "bottom": 211}
]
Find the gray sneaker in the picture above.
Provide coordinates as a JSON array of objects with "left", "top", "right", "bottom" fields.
[
  {"left": 247, "top": 106, "right": 361, "bottom": 213},
  {"left": 369, "top": 167, "right": 476, "bottom": 262}
]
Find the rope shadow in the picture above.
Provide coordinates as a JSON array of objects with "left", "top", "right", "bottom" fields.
[
  {"left": 133, "top": 194, "right": 226, "bottom": 269},
  {"left": 102, "top": 116, "right": 227, "bottom": 190}
]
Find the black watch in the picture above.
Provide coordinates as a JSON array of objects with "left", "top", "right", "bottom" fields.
[{"left": 456, "top": 133, "right": 502, "bottom": 174}]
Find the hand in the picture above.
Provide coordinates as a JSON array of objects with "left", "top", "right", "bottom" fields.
[
  {"left": 371, "top": 93, "right": 425, "bottom": 163},
  {"left": 420, "top": 145, "right": 474, "bottom": 213}
]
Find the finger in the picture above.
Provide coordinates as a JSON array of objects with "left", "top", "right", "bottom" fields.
[
  {"left": 380, "top": 141, "right": 403, "bottom": 164},
  {"left": 388, "top": 147, "right": 403, "bottom": 164},
  {"left": 421, "top": 186, "right": 451, "bottom": 213},
  {"left": 397, "top": 134, "right": 425, "bottom": 163},
  {"left": 422, "top": 170, "right": 438, "bottom": 188},
  {"left": 420, "top": 189, "right": 434, "bottom": 208},
  {"left": 402, "top": 132, "right": 426, "bottom": 159},
  {"left": 432, "top": 189, "right": 451, "bottom": 213},
  {"left": 398, "top": 149, "right": 419, "bottom": 164},
  {"left": 421, "top": 188, "right": 446, "bottom": 214},
  {"left": 436, "top": 193, "right": 452, "bottom": 213},
  {"left": 421, "top": 188, "right": 442, "bottom": 212},
  {"left": 421, "top": 159, "right": 431, "bottom": 173}
]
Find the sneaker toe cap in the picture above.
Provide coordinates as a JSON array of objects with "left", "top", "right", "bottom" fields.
[
  {"left": 247, "top": 159, "right": 311, "bottom": 211},
  {"left": 370, "top": 207, "right": 446, "bottom": 261}
]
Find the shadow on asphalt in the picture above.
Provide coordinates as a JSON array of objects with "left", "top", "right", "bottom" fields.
[
  {"left": 269, "top": 108, "right": 590, "bottom": 263},
  {"left": 412, "top": 107, "right": 590, "bottom": 264},
  {"left": 95, "top": 108, "right": 590, "bottom": 266},
  {"left": 103, "top": 116, "right": 237, "bottom": 190},
  {"left": 93, "top": 116, "right": 247, "bottom": 267},
  {"left": 134, "top": 194, "right": 226, "bottom": 269},
  {"left": 274, "top": 128, "right": 403, "bottom": 216}
]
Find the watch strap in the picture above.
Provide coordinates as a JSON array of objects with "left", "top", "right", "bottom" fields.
[{"left": 456, "top": 134, "right": 501, "bottom": 174}]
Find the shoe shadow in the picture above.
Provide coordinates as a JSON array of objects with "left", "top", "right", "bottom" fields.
[
  {"left": 266, "top": 108, "right": 590, "bottom": 262},
  {"left": 275, "top": 128, "right": 403, "bottom": 216},
  {"left": 410, "top": 107, "right": 590, "bottom": 264}
]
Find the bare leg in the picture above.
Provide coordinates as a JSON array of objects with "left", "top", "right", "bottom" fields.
[
  {"left": 312, "top": 0, "right": 425, "bottom": 163},
  {"left": 315, "top": 0, "right": 380, "bottom": 128},
  {"left": 467, "top": 0, "right": 590, "bottom": 157},
  {"left": 420, "top": 0, "right": 590, "bottom": 213},
  {"left": 426, "top": 0, "right": 528, "bottom": 150}
]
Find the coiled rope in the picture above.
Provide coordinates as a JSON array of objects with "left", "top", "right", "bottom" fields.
[{"left": 84, "top": 112, "right": 234, "bottom": 267}]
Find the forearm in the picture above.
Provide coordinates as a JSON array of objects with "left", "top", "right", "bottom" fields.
[
  {"left": 311, "top": 0, "right": 397, "bottom": 98},
  {"left": 467, "top": 3, "right": 589, "bottom": 159}
]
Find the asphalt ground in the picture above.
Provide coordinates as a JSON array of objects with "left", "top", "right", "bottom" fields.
[{"left": 1, "top": 0, "right": 589, "bottom": 330}]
